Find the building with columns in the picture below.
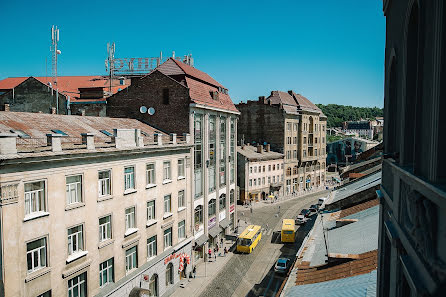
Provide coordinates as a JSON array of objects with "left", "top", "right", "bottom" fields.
[
  {"left": 107, "top": 58, "right": 239, "bottom": 262},
  {"left": 236, "top": 91, "right": 326, "bottom": 195}
]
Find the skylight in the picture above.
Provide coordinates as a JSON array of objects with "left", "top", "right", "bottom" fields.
[
  {"left": 10, "top": 129, "right": 30, "bottom": 138},
  {"left": 100, "top": 130, "right": 113, "bottom": 137},
  {"left": 51, "top": 129, "right": 68, "bottom": 136}
]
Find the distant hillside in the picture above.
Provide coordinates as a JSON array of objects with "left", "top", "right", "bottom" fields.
[{"left": 316, "top": 104, "right": 383, "bottom": 128}]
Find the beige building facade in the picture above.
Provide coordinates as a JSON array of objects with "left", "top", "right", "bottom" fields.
[{"left": 0, "top": 112, "right": 194, "bottom": 297}]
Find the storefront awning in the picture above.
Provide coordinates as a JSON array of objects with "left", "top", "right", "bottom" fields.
[
  {"left": 219, "top": 218, "right": 230, "bottom": 229},
  {"left": 194, "top": 234, "right": 208, "bottom": 247},
  {"left": 208, "top": 226, "right": 220, "bottom": 238}
]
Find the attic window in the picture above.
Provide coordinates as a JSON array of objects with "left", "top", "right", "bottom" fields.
[
  {"left": 141, "top": 131, "right": 149, "bottom": 137},
  {"left": 210, "top": 91, "right": 219, "bottom": 101},
  {"left": 51, "top": 129, "right": 68, "bottom": 136},
  {"left": 100, "top": 130, "right": 113, "bottom": 137},
  {"left": 10, "top": 129, "right": 30, "bottom": 138},
  {"left": 163, "top": 88, "right": 169, "bottom": 105}
]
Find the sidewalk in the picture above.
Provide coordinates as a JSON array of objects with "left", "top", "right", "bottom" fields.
[{"left": 170, "top": 238, "right": 235, "bottom": 297}]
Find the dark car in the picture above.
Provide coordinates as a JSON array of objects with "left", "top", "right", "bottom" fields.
[
  {"left": 309, "top": 204, "right": 319, "bottom": 213},
  {"left": 274, "top": 258, "right": 291, "bottom": 274},
  {"left": 300, "top": 209, "right": 311, "bottom": 218}
]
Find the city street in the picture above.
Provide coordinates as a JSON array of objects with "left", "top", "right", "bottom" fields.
[{"left": 198, "top": 190, "right": 329, "bottom": 297}]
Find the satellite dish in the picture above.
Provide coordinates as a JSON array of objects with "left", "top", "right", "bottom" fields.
[
  {"left": 56, "top": 49, "right": 61, "bottom": 54},
  {"left": 140, "top": 106, "right": 147, "bottom": 113},
  {"left": 148, "top": 107, "right": 155, "bottom": 115}
]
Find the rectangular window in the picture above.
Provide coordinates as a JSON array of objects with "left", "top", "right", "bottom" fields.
[
  {"left": 249, "top": 179, "right": 252, "bottom": 187},
  {"left": 194, "top": 114, "right": 203, "bottom": 198},
  {"left": 273, "top": 176, "right": 276, "bottom": 183},
  {"left": 164, "top": 194, "right": 171, "bottom": 213},
  {"left": 178, "top": 190, "right": 185, "bottom": 208},
  {"left": 220, "top": 117, "right": 226, "bottom": 186},
  {"left": 99, "top": 258, "right": 114, "bottom": 287},
  {"left": 164, "top": 228, "right": 172, "bottom": 249},
  {"left": 268, "top": 176, "right": 271, "bottom": 184},
  {"left": 163, "top": 161, "right": 171, "bottom": 181},
  {"left": 99, "top": 215, "right": 112, "bottom": 242},
  {"left": 98, "top": 170, "right": 111, "bottom": 197},
  {"left": 27, "top": 237, "right": 47, "bottom": 273},
  {"left": 162, "top": 88, "right": 169, "bottom": 105},
  {"left": 254, "top": 179, "right": 257, "bottom": 186},
  {"left": 66, "top": 175, "right": 82, "bottom": 205},
  {"left": 147, "top": 236, "right": 157, "bottom": 259},
  {"left": 125, "top": 207, "right": 136, "bottom": 231},
  {"left": 257, "top": 178, "right": 261, "bottom": 185},
  {"left": 146, "top": 163, "right": 155, "bottom": 185},
  {"left": 68, "top": 272, "right": 86, "bottom": 297},
  {"left": 24, "top": 181, "right": 46, "bottom": 216},
  {"left": 124, "top": 167, "right": 135, "bottom": 191},
  {"left": 293, "top": 150, "right": 297, "bottom": 159},
  {"left": 268, "top": 165, "right": 271, "bottom": 171},
  {"left": 230, "top": 118, "right": 236, "bottom": 183},
  {"left": 147, "top": 200, "right": 155, "bottom": 221},
  {"left": 254, "top": 167, "right": 257, "bottom": 173},
  {"left": 125, "top": 246, "right": 138, "bottom": 273},
  {"left": 67, "top": 225, "right": 84, "bottom": 255},
  {"left": 177, "top": 159, "right": 185, "bottom": 178},
  {"left": 178, "top": 220, "right": 186, "bottom": 240},
  {"left": 209, "top": 199, "right": 216, "bottom": 216},
  {"left": 250, "top": 167, "right": 253, "bottom": 173},
  {"left": 208, "top": 115, "right": 216, "bottom": 192}
]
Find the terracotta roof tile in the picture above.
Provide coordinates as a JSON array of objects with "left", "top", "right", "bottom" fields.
[
  {"left": 0, "top": 77, "right": 29, "bottom": 90},
  {"left": 338, "top": 199, "right": 379, "bottom": 219},
  {"left": 170, "top": 58, "right": 224, "bottom": 88}
]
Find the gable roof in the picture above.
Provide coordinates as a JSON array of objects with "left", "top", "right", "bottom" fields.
[
  {"left": 0, "top": 77, "right": 29, "bottom": 90},
  {"left": 266, "top": 90, "right": 325, "bottom": 117}
]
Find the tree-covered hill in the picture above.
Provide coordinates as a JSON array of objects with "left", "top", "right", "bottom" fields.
[{"left": 315, "top": 104, "right": 383, "bottom": 128}]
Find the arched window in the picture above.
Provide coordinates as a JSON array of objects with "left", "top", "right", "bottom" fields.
[
  {"left": 293, "top": 166, "right": 298, "bottom": 175},
  {"left": 165, "top": 263, "right": 174, "bottom": 286},
  {"left": 219, "top": 194, "right": 226, "bottom": 210},
  {"left": 309, "top": 117, "right": 314, "bottom": 133},
  {"left": 230, "top": 189, "right": 235, "bottom": 204},
  {"left": 286, "top": 168, "right": 292, "bottom": 176},
  {"left": 149, "top": 274, "right": 159, "bottom": 297},
  {"left": 317, "top": 162, "right": 321, "bottom": 170},
  {"left": 194, "top": 205, "right": 203, "bottom": 225},
  {"left": 208, "top": 199, "right": 216, "bottom": 216}
]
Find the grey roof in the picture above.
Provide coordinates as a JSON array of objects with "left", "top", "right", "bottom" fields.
[
  {"left": 195, "top": 234, "right": 208, "bottom": 246},
  {"left": 285, "top": 270, "right": 377, "bottom": 297},
  {"left": 208, "top": 226, "right": 220, "bottom": 238},
  {"left": 329, "top": 171, "right": 381, "bottom": 204},
  {"left": 266, "top": 90, "right": 325, "bottom": 117},
  {"left": 237, "top": 145, "right": 284, "bottom": 161}
]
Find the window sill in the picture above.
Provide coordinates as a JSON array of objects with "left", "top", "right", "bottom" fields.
[
  {"left": 146, "top": 184, "right": 157, "bottom": 189},
  {"left": 65, "top": 202, "right": 85, "bottom": 211},
  {"left": 98, "top": 195, "right": 113, "bottom": 202},
  {"left": 23, "top": 211, "right": 49, "bottom": 222},
  {"left": 124, "top": 189, "right": 137, "bottom": 195},
  {"left": 178, "top": 207, "right": 186, "bottom": 213},
  {"left": 147, "top": 256, "right": 157, "bottom": 262},
  {"left": 164, "top": 246, "right": 173, "bottom": 252},
  {"left": 66, "top": 250, "right": 88, "bottom": 264},
  {"left": 163, "top": 213, "right": 173, "bottom": 219},
  {"left": 25, "top": 267, "right": 51, "bottom": 283},
  {"left": 98, "top": 239, "right": 114, "bottom": 249},
  {"left": 146, "top": 220, "right": 157, "bottom": 227},
  {"left": 177, "top": 176, "right": 185, "bottom": 180},
  {"left": 124, "top": 228, "right": 139, "bottom": 237},
  {"left": 163, "top": 179, "right": 172, "bottom": 185}
]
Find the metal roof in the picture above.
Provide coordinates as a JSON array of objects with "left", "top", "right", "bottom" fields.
[
  {"left": 329, "top": 171, "right": 381, "bottom": 204},
  {"left": 285, "top": 270, "right": 377, "bottom": 297}
]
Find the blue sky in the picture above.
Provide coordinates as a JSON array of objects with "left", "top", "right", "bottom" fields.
[{"left": 0, "top": 0, "right": 385, "bottom": 107}]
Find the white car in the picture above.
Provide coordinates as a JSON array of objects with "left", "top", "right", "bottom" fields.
[{"left": 295, "top": 214, "right": 309, "bottom": 225}]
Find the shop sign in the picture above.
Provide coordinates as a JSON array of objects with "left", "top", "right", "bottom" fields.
[
  {"left": 164, "top": 252, "right": 191, "bottom": 265},
  {"left": 208, "top": 217, "right": 216, "bottom": 229}
]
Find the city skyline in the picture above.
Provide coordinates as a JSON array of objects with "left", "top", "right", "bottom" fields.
[{"left": 0, "top": 0, "right": 385, "bottom": 107}]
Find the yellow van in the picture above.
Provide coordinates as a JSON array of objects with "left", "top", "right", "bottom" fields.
[
  {"left": 236, "top": 225, "right": 262, "bottom": 253},
  {"left": 281, "top": 219, "right": 295, "bottom": 243}
]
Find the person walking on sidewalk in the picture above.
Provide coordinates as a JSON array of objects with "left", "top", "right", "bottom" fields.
[
  {"left": 208, "top": 248, "right": 212, "bottom": 262},
  {"left": 224, "top": 247, "right": 228, "bottom": 256},
  {"left": 193, "top": 266, "right": 196, "bottom": 278}
]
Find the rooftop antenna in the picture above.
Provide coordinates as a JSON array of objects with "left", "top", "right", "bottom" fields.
[
  {"left": 50, "top": 25, "right": 61, "bottom": 113},
  {"left": 106, "top": 42, "right": 116, "bottom": 94}
]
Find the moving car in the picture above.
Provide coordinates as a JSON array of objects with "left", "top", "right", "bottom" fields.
[
  {"left": 274, "top": 258, "right": 291, "bottom": 274},
  {"left": 300, "top": 209, "right": 311, "bottom": 217},
  {"left": 309, "top": 204, "right": 319, "bottom": 213},
  {"left": 295, "top": 214, "right": 308, "bottom": 225}
]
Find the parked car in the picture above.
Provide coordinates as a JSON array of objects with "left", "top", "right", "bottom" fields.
[
  {"left": 295, "top": 214, "right": 308, "bottom": 225},
  {"left": 274, "top": 258, "right": 291, "bottom": 274},
  {"left": 309, "top": 204, "right": 319, "bottom": 213},
  {"left": 318, "top": 197, "right": 326, "bottom": 207},
  {"left": 300, "top": 209, "right": 311, "bottom": 217}
]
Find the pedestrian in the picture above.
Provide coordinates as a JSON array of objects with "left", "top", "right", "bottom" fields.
[
  {"left": 208, "top": 248, "right": 212, "bottom": 261},
  {"left": 266, "top": 223, "right": 269, "bottom": 230},
  {"left": 193, "top": 265, "right": 196, "bottom": 278},
  {"left": 220, "top": 237, "right": 224, "bottom": 247},
  {"left": 214, "top": 253, "right": 217, "bottom": 261},
  {"left": 216, "top": 245, "right": 219, "bottom": 254},
  {"left": 278, "top": 205, "right": 281, "bottom": 213},
  {"left": 224, "top": 247, "right": 228, "bottom": 256}
]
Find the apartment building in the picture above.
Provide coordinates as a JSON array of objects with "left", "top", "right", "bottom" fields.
[
  {"left": 107, "top": 58, "right": 239, "bottom": 261},
  {"left": 237, "top": 90, "right": 326, "bottom": 195},
  {"left": 237, "top": 144, "right": 284, "bottom": 203},
  {"left": 0, "top": 112, "right": 193, "bottom": 297},
  {"left": 378, "top": 0, "right": 446, "bottom": 296}
]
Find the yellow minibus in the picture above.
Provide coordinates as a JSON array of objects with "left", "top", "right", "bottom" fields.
[
  {"left": 281, "top": 219, "right": 295, "bottom": 243},
  {"left": 236, "top": 225, "right": 262, "bottom": 253}
]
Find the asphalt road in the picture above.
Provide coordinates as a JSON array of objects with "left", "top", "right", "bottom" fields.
[{"left": 198, "top": 191, "right": 328, "bottom": 297}]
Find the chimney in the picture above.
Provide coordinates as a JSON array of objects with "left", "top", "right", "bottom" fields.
[
  {"left": 170, "top": 133, "right": 177, "bottom": 144},
  {"left": 81, "top": 133, "right": 95, "bottom": 150},
  {"left": 0, "top": 133, "right": 17, "bottom": 154},
  {"left": 46, "top": 134, "right": 62, "bottom": 152},
  {"left": 81, "top": 109, "right": 86, "bottom": 116},
  {"left": 155, "top": 133, "right": 163, "bottom": 146},
  {"left": 257, "top": 144, "right": 263, "bottom": 154},
  {"left": 51, "top": 107, "right": 56, "bottom": 114},
  {"left": 265, "top": 143, "right": 270, "bottom": 152},
  {"left": 4, "top": 104, "right": 10, "bottom": 112},
  {"left": 258, "top": 96, "right": 267, "bottom": 104},
  {"left": 113, "top": 129, "right": 139, "bottom": 149}
]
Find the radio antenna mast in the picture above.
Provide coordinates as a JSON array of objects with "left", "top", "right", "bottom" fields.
[{"left": 50, "top": 25, "right": 61, "bottom": 113}]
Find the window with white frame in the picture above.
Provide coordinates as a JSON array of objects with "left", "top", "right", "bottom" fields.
[
  {"left": 24, "top": 181, "right": 46, "bottom": 216},
  {"left": 67, "top": 225, "right": 84, "bottom": 255},
  {"left": 125, "top": 246, "right": 137, "bottom": 273},
  {"left": 178, "top": 159, "right": 185, "bottom": 178},
  {"left": 26, "top": 237, "right": 47, "bottom": 273},
  {"left": 124, "top": 167, "right": 135, "bottom": 191},
  {"left": 164, "top": 194, "right": 171, "bottom": 214},
  {"left": 98, "top": 170, "right": 111, "bottom": 197},
  {"left": 268, "top": 176, "right": 271, "bottom": 184},
  {"left": 68, "top": 272, "right": 87, "bottom": 297},
  {"left": 99, "top": 215, "right": 112, "bottom": 242},
  {"left": 166, "top": 263, "right": 174, "bottom": 286},
  {"left": 99, "top": 258, "right": 114, "bottom": 287},
  {"left": 208, "top": 199, "right": 216, "bottom": 216},
  {"left": 147, "top": 201, "right": 155, "bottom": 221},
  {"left": 164, "top": 227, "right": 172, "bottom": 249},
  {"left": 147, "top": 235, "right": 157, "bottom": 259},
  {"left": 178, "top": 220, "right": 185, "bottom": 240},
  {"left": 249, "top": 179, "right": 252, "bottom": 187},
  {"left": 250, "top": 167, "right": 253, "bottom": 173},
  {"left": 66, "top": 175, "right": 82, "bottom": 205},
  {"left": 125, "top": 207, "right": 136, "bottom": 231},
  {"left": 178, "top": 190, "right": 185, "bottom": 209},
  {"left": 146, "top": 163, "right": 155, "bottom": 185},
  {"left": 163, "top": 161, "right": 171, "bottom": 181},
  {"left": 219, "top": 194, "right": 226, "bottom": 210}
]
